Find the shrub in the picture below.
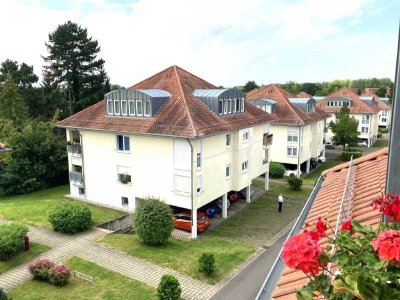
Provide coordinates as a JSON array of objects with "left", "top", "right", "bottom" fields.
[
  {"left": 0, "top": 223, "right": 28, "bottom": 261},
  {"left": 287, "top": 176, "right": 303, "bottom": 191},
  {"left": 48, "top": 201, "right": 92, "bottom": 234},
  {"left": 377, "top": 133, "right": 383, "bottom": 138},
  {"left": 379, "top": 127, "right": 389, "bottom": 133},
  {"left": 0, "top": 288, "right": 9, "bottom": 300},
  {"left": 28, "top": 258, "right": 55, "bottom": 281},
  {"left": 134, "top": 198, "right": 173, "bottom": 246},
  {"left": 49, "top": 264, "right": 71, "bottom": 286},
  {"left": 198, "top": 252, "right": 216, "bottom": 276},
  {"left": 157, "top": 275, "right": 181, "bottom": 300},
  {"left": 269, "top": 162, "right": 285, "bottom": 178},
  {"left": 342, "top": 150, "right": 362, "bottom": 161}
]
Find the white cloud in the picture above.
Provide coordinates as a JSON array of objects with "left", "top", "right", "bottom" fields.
[{"left": 0, "top": 0, "right": 397, "bottom": 88}]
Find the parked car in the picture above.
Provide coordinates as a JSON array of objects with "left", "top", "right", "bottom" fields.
[
  {"left": 216, "top": 197, "right": 231, "bottom": 210},
  {"left": 227, "top": 191, "right": 242, "bottom": 204},
  {"left": 199, "top": 203, "right": 220, "bottom": 218},
  {"left": 310, "top": 159, "right": 318, "bottom": 168},
  {"left": 284, "top": 169, "right": 302, "bottom": 177},
  {"left": 357, "top": 140, "right": 367, "bottom": 147},
  {"left": 173, "top": 210, "right": 210, "bottom": 233},
  {"left": 317, "top": 156, "right": 326, "bottom": 163},
  {"left": 324, "top": 142, "right": 334, "bottom": 149}
]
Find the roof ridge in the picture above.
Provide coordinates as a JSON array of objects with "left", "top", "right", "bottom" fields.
[
  {"left": 271, "top": 85, "right": 307, "bottom": 125},
  {"left": 127, "top": 65, "right": 175, "bottom": 90},
  {"left": 173, "top": 65, "right": 197, "bottom": 137},
  {"left": 322, "top": 147, "right": 388, "bottom": 176},
  {"left": 174, "top": 65, "right": 218, "bottom": 89}
]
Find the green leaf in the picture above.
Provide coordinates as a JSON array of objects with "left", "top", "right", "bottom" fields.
[{"left": 319, "top": 252, "right": 331, "bottom": 264}]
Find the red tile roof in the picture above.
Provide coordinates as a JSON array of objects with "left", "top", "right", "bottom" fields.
[
  {"left": 272, "top": 148, "right": 388, "bottom": 299},
  {"left": 246, "top": 84, "right": 329, "bottom": 125},
  {"left": 361, "top": 90, "right": 391, "bottom": 110},
  {"left": 57, "top": 66, "right": 275, "bottom": 138},
  {"left": 316, "top": 87, "right": 381, "bottom": 114},
  {"left": 296, "top": 91, "right": 312, "bottom": 98}
]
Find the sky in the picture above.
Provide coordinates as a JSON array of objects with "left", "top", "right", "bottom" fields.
[{"left": 0, "top": 0, "right": 399, "bottom": 87}]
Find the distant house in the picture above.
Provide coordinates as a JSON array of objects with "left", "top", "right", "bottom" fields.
[
  {"left": 361, "top": 88, "right": 392, "bottom": 129},
  {"left": 57, "top": 65, "right": 275, "bottom": 237},
  {"left": 247, "top": 85, "right": 329, "bottom": 175},
  {"left": 316, "top": 87, "right": 381, "bottom": 147},
  {"left": 0, "top": 142, "right": 12, "bottom": 154}
]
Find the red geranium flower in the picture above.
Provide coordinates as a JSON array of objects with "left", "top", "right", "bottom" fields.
[
  {"left": 371, "top": 230, "right": 400, "bottom": 263},
  {"left": 341, "top": 219, "right": 353, "bottom": 233},
  {"left": 372, "top": 194, "right": 400, "bottom": 222}
]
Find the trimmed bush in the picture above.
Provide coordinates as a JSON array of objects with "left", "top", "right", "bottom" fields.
[
  {"left": 28, "top": 258, "right": 55, "bottom": 281},
  {"left": 287, "top": 176, "right": 303, "bottom": 191},
  {"left": 157, "top": 275, "right": 181, "bottom": 300},
  {"left": 379, "top": 127, "right": 389, "bottom": 133},
  {"left": 0, "top": 288, "right": 9, "bottom": 300},
  {"left": 198, "top": 252, "right": 216, "bottom": 276},
  {"left": 269, "top": 162, "right": 285, "bottom": 178},
  {"left": 48, "top": 201, "right": 92, "bottom": 234},
  {"left": 342, "top": 151, "right": 362, "bottom": 161},
  {"left": 377, "top": 133, "right": 382, "bottom": 138},
  {"left": 49, "top": 264, "right": 71, "bottom": 286},
  {"left": 0, "top": 223, "right": 28, "bottom": 261},
  {"left": 134, "top": 198, "right": 173, "bottom": 246}
]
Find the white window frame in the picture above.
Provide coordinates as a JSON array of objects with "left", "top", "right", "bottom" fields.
[
  {"left": 136, "top": 100, "right": 143, "bottom": 116},
  {"left": 218, "top": 99, "right": 223, "bottom": 115},
  {"left": 144, "top": 100, "right": 151, "bottom": 117},
  {"left": 197, "top": 175, "right": 202, "bottom": 194},
  {"left": 243, "top": 131, "right": 250, "bottom": 143},
  {"left": 228, "top": 99, "right": 232, "bottom": 114},
  {"left": 107, "top": 100, "right": 113, "bottom": 115},
  {"left": 226, "top": 133, "right": 231, "bottom": 148},
  {"left": 116, "top": 135, "right": 130, "bottom": 152},
  {"left": 241, "top": 160, "right": 249, "bottom": 172},
  {"left": 121, "top": 100, "right": 128, "bottom": 116},
  {"left": 361, "top": 126, "right": 369, "bottom": 133},
  {"left": 224, "top": 99, "right": 228, "bottom": 114},
  {"left": 196, "top": 153, "right": 201, "bottom": 169},
  {"left": 128, "top": 100, "right": 135, "bottom": 116},
  {"left": 287, "top": 146, "right": 298, "bottom": 157},
  {"left": 226, "top": 164, "right": 231, "bottom": 179},
  {"left": 114, "top": 100, "right": 121, "bottom": 115},
  {"left": 232, "top": 99, "right": 237, "bottom": 113},
  {"left": 240, "top": 98, "right": 245, "bottom": 112},
  {"left": 121, "top": 196, "right": 129, "bottom": 206},
  {"left": 287, "top": 132, "right": 298, "bottom": 143}
]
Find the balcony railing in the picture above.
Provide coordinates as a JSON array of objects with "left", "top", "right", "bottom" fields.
[
  {"left": 263, "top": 159, "right": 268, "bottom": 165},
  {"left": 67, "top": 144, "right": 82, "bottom": 156},
  {"left": 69, "top": 171, "right": 83, "bottom": 185},
  {"left": 263, "top": 133, "right": 273, "bottom": 146}
]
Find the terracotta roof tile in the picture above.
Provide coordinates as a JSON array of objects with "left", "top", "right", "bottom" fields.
[
  {"left": 272, "top": 148, "right": 388, "bottom": 299},
  {"left": 246, "top": 85, "right": 329, "bottom": 125},
  {"left": 361, "top": 90, "right": 391, "bottom": 110},
  {"left": 57, "top": 66, "right": 276, "bottom": 137},
  {"left": 297, "top": 91, "right": 312, "bottom": 98}
]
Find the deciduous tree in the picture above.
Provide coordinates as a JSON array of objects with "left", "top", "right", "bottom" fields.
[
  {"left": 0, "top": 74, "right": 28, "bottom": 122},
  {"left": 329, "top": 106, "right": 359, "bottom": 150}
]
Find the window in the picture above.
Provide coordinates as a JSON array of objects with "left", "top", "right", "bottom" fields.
[
  {"left": 117, "top": 135, "right": 130, "bottom": 151},
  {"left": 362, "top": 115, "right": 370, "bottom": 124},
  {"left": 382, "top": 118, "right": 387, "bottom": 122},
  {"left": 107, "top": 100, "right": 113, "bottom": 114},
  {"left": 136, "top": 100, "right": 143, "bottom": 116},
  {"left": 287, "top": 146, "right": 298, "bottom": 156},
  {"left": 114, "top": 100, "right": 120, "bottom": 115},
  {"left": 118, "top": 173, "right": 131, "bottom": 184},
  {"left": 224, "top": 100, "right": 228, "bottom": 114},
  {"left": 128, "top": 100, "right": 135, "bottom": 116},
  {"left": 144, "top": 100, "right": 151, "bottom": 116},
  {"left": 79, "top": 187, "right": 85, "bottom": 195},
  {"left": 122, "top": 197, "right": 129, "bottom": 206},
  {"left": 196, "top": 153, "right": 201, "bottom": 168},
  {"left": 361, "top": 127, "right": 369, "bottom": 133},
  {"left": 196, "top": 140, "right": 202, "bottom": 169},
  {"left": 242, "top": 160, "right": 249, "bottom": 172},
  {"left": 228, "top": 99, "right": 232, "bottom": 113},
  {"left": 218, "top": 100, "right": 223, "bottom": 115},
  {"left": 174, "top": 175, "right": 190, "bottom": 195},
  {"left": 226, "top": 133, "right": 231, "bottom": 147},
  {"left": 236, "top": 98, "right": 240, "bottom": 112},
  {"left": 240, "top": 98, "right": 245, "bottom": 112},
  {"left": 287, "top": 132, "right": 298, "bottom": 142},
  {"left": 197, "top": 175, "right": 202, "bottom": 193},
  {"left": 243, "top": 131, "right": 249, "bottom": 142},
  {"left": 121, "top": 100, "right": 127, "bottom": 115},
  {"left": 232, "top": 99, "right": 237, "bottom": 113},
  {"left": 226, "top": 164, "right": 231, "bottom": 178}
]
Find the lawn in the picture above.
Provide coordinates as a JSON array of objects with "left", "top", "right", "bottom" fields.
[
  {"left": 9, "top": 256, "right": 157, "bottom": 300},
  {"left": 100, "top": 234, "right": 254, "bottom": 284},
  {"left": 208, "top": 180, "right": 312, "bottom": 247},
  {"left": 0, "top": 243, "right": 50, "bottom": 275},
  {"left": 0, "top": 185, "right": 125, "bottom": 228},
  {"left": 302, "top": 161, "right": 343, "bottom": 186}
]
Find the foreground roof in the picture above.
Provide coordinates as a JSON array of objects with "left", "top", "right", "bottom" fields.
[
  {"left": 316, "top": 87, "right": 381, "bottom": 114},
  {"left": 246, "top": 85, "right": 329, "bottom": 125},
  {"left": 57, "top": 65, "right": 275, "bottom": 138},
  {"left": 272, "top": 148, "right": 388, "bottom": 299}
]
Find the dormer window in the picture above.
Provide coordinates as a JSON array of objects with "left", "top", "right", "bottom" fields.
[
  {"left": 193, "top": 88, "right": 245, "bottom": 116},
  {"left": 240, "top": 98, "right": 245, "bottom": 112},
  {"left": 233, "top": 99, "right": 237, "bottom": 113},
  {"left": 107, "top": 100, "right": 113, "bottom": 114},
  {"left": 136, "top": 100, "right": 143, "bottom": 116},
  {"left": 144, "top": 100, "right": 151, "bottom": 116},
  {"left": 114, "top": 100, "right": 120, "bottom": 114},
  {"left": 128, "top": 100, "right": 135, "bottom": 116},
  {"left": 121, "top": 100, "right": 128, "bottom": 115}
]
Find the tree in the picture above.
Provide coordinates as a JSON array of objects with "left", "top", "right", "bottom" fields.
[
  {"left": 242, "top": 80, "right": 259, "bottom": 93},
  {"left": 43, "top": 21, "right": 109, "bottom": 115},
  {"left": 300, "top": 82, "right": 318, "bottom": 96},
  {"left": 0, "top": 74, "right": 28, "bottom": 122},
  {"left": 0, "top": 59, "right": 38, "bottom": 89},
  {"left": 329, "top": 106, "right": 359, "bottom": 150}
]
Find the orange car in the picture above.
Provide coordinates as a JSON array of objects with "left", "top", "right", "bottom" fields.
[{"left": 173, "top": 210, "right": 210, "bottom": 233}]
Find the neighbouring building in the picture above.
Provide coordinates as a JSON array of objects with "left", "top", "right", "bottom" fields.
[
  {"left": 57, "top": 65, "right": 275, "bottom": 237},
  {"left": 247, "top": 85, "right": 329, "bottom": 175},
  {"left": 362, "top": 88, "right": 392, "bottom": 129},
  {"left": 316, "top": 87, "right": 381, "bottom": 147}
]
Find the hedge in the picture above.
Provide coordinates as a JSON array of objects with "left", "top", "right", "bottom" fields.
[
  {"left": 48, "top": 201, "right": 92, "bottom": 234},
  {"left": 0, "top": 223, "right": 28, "bottom": 261},
  {"left": 342, "top": 151, "right": 362, "bottom": 161}
]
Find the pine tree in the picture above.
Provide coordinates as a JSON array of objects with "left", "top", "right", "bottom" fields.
[
  {"left": 42, "top": 21, "right": 109, "bottom": 115},
  {"left": 329, "top": 106, "right": 359, "bottom": 150},
  {"left": 0, "top": 74, "right": 28, "bottom": 122}
]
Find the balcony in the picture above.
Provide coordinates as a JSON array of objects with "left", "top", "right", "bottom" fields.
[
  {"left": 67, "top": 144, "right": 82, "bottom": 156},
  {"left": 263, "top": 133, "right": 273, "bottom": 146},
  {"left": 69, "top": 171, "right": 83, "bottom": 185},
  {"left": 263, "top": 159, "right": 268, "bottom": 165}
]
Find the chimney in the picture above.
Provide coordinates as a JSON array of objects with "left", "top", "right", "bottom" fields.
[{"left": 386, "top": 23, "right": 400, "bottom": 194}]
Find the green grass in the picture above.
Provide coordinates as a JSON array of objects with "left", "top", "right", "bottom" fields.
[
  {"left": 0, "top": 243, "right": 51, "bottom": 275},
  {"left": 302, "top": 161, "right": 343, "bottom": 186},
  {"left": 372, "top": 139, "right": 388, "bottom": 148},
  {"left": 208, "top": 180, "right": 311, "bottom": 247},
  {"left": 100, "top": 234, "right": 254, "bottom": 284},
  {"left": 0, "top": 185, "right": 125, "bottom": 228},
  {"left": 9, "top": 256, "right": 157, "bottom": 300}
]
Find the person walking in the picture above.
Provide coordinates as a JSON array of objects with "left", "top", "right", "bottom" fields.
[{"left": 278, "top": 193, "right": 284, "bottom": 212}]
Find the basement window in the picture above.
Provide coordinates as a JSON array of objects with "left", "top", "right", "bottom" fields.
[{"left": 122, "top": 197, "right": 129, "bottom": 206}]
